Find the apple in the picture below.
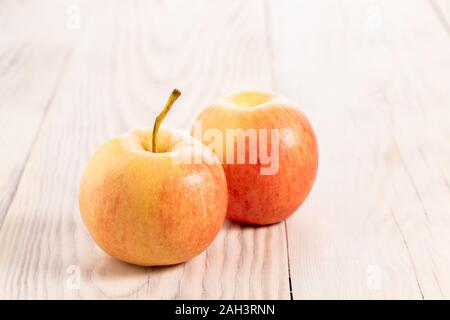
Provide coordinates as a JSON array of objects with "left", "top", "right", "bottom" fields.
[
  {"left": 192, "top": 90, "right": 318, "bottom": 225},
  {"left": 79, "top": 90, "right": 227, "bottom": 266}
]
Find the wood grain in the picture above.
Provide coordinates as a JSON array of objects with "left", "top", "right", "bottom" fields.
[
  {"left": 269, "top": 0, "right": 450, "bottom": 299},
  {"left": 431, "top": 0, "right": 450, "bottom": 32},
  {"left": 1, "top": 0, "right": 449, "bottom": 300},
  {"left": 0, "top": 1, "right": 74, "bottom": 227},
  {"left": 0, "top": 0, "right": 289, "bottom": 299}
]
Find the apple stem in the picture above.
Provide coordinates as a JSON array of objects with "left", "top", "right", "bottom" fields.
[{"left": 152, "top": 89, "right": 182, "bottom": 153}]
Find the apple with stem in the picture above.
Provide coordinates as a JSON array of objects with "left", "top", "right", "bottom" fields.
[
  {"left": 79, "top": 89, "right": 227, "bottom": 266},
  {"left": 192, "top": 90, "right": 318, "bottom": 225}
]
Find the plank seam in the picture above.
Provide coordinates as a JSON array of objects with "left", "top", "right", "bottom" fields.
[
  {"left": 0, "top": 48, "right": 74, "bottom": 232},
  {"left": 284, "top": 221, "right": 294, "bottom": 300},
  {"left": 390, "top": 209, "right": 425, "bottom": 299},
  {"left": 263, "top": 0, "right": 293, "bottom": 300},
  {"left": 263, "top": 0, "right": 277, "bottom": 91},
  {"left": 395, "top": 142, "right": 432, "bottom": 223},
  {"left": 429, "top": 0, "right": 450, "bottom": 37}
]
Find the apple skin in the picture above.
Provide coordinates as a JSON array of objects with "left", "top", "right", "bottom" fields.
[
  {"left": 79, "top": 128, "right": 227, "bottom": 266},
  {"left": 192, "top": 91, "right": 318, "bottom": 225}
]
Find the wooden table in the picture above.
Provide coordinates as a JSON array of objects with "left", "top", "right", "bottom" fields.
[{"left": 1, "top": 0, "right": 449, "bottom": 299}]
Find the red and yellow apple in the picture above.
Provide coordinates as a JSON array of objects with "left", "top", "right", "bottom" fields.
[
  {"left": 192, "top": 90, "right": 318, "bottom": 225},
  {"left": 79, "top": 90, "right": 227, "bottom": 266}
]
